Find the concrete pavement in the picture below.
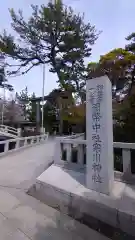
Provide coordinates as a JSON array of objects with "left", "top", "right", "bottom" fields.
[
  {"left": 0, "top": 137, "right": 55, "bottom": 190},
  {"left": 0, "top": 138, "right": 110, "bottom": 239}
]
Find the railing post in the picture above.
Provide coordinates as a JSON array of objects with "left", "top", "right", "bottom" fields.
[
  {"left": 40, "top": 127, "right": 45, "bottom": 134},
  {"left": 42, "top": 135, "right": 46, "bottom": 142},
  {"left": 42, "top": 135, "right": 45, "bottom": 142},
  {"left": 122, "top": 149, "right": 131, "bottom": 178},
  {"left": 55, "top": 139, "right": 62, "bottom": 165},
  {"left": 46, "top": 133, "right": 49, "bottom": 141},
  {"left": 41, "top": 135, "right": 45, "bottom": 142},
  {"left": 31, "top": 137, "right": 34, "bottom": 145},
  {"left": 5, "top": 126, "right": 8, "bottom": 133},
  {"left": 34, "top": 136, "right": 39, "bottom": 144},
  {"left": 77, "top": 144, "right": 84, "bottom": 165},
  {"left": 17, "top": 128, "right": 21, "bottom": 137},
  {"left": 28, "top": 138, "right": 31, "bottom": 145},
  {"left": 16, "top": 139, "right": 19, "bottom": 149},
  {"left": 37, "top": 136, "right": 40, "bottom": 144},
  {"left": 66, "top": 143, "right": 72, "bottom": 162},
  {"left": 4, "top": 141, "right": 9, "bottom": 153},
  {"left": 24, "top": 137, "right": 27, "bottom": 146}
]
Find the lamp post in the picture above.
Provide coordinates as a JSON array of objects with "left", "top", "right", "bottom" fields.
[
  {"left": 41, "top": 64, "right": 45, "bottom": 133},
  {"left": 2, "top": 84, "right": 5, "bottom": 125},
  {"left": 0, "top": 73, "right": 6, "bottom": 125}
]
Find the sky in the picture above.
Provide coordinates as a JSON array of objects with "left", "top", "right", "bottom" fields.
[{"left": 0, "top": 0, "right": 135, "bottom": 97}]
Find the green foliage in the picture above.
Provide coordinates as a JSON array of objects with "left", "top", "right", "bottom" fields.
[
  {"left": 16, "top": 87, "right": 29, "bottom": 120},
  {"left": 88, "top": 47, "right": 135, "bottom": 98},
  {"left": 0, "top": 67, "right": 13, "bottom": 91},
  {"left": 126, "top": 32, "right": 135, "bottom": 52},
  {"left": 63, "top": 103, "right": 85, "bottom": 124},
  {"left": 113, "top": 94, "right": 135, "bottom": 142},
  {"left": 87, "top": 40, "right": 135, "bottom": 143},
  {"left": 0, "top": 0, "right": 99, "bottom": 103},
  {"left": 16, "top": 87, "right": 37, "bottom": 121},
  {"left": 43, "top": 102, "right": 57, "bottom": 133}
]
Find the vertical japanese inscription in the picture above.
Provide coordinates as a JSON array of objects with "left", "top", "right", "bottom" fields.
[{"left": 89, "top": 85, "right": 104, "bottom": 183}]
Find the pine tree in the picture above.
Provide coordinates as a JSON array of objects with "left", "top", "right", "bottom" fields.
[{"left": 0, "top": 0, "right": 99, "bottom": 102}]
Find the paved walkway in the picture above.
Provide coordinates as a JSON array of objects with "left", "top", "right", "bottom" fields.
[{"left": 0, "top": 138, "right": 109, "bottom": 239}]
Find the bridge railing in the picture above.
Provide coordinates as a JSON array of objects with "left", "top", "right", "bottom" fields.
[
  {"left": 55, "top": 135, "right": 135, "bottom": 182},
  {"left": 55, "top": 134, "right": 86, "bottom": 170},
  {"left": 0, "top": 133, "right": 48, "bottom": 157},
  {"left": 113, "top": 142, "right": 135, "bottom": 181},
  {"left": 0, "top": 125, "right": 18, "bottom": 137}
]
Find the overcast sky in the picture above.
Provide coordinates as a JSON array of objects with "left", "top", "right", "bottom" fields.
[{"left": 0, "top": 0, "right": 135, "bottom": 97}]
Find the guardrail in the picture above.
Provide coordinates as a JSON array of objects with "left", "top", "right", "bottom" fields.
[
  {"left": 0, "top": 125, "right": 19, "bottom": 138},
  {"left": 0, "top": 133, "right": 48, "bottom": 157},
  {"left": 54, "top": 135, "right": 135, "bottom": 182}
]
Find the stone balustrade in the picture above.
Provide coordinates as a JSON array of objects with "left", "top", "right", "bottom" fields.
[
  {"left": 0, "top": 125, "right": 19, "bottom": 137},
  {"left": 55, "top": 134, "right": 86, "bottom": 169},
  {"left": 113, "top": 142, "right": 135, "bottom": 181},
  {"left": 0, "top": 133, "right": 48, "bottom": 157},
  {"left": 55, "top": 135, "right": 135, "bottom": 182}
]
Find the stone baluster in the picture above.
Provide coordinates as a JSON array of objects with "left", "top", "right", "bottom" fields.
[
  {"left": 66, "top": 143, "right": 72, "bottom": 162},
  {"left": 77, "top": 144, "right": 84, "bottom": 165},
  {"left": 122, "top": 149, "right": 131, "bottom": 179},
  {"left": 16, "top": 139, "right": 20, "bottom": 149},
  {"left": 4, "top": 141, "right": 9, "bottom": 153}
]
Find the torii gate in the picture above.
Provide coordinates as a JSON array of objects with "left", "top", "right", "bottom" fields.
[
  {"left": 30, "top": 90, "right": 73, "bottom": 134},
  {"left": 30, "top": 95, "right": 48, "bottom": 132}
]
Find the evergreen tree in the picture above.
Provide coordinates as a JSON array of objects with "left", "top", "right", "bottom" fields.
[{"left": 0, "top": 0, "right": 99, "bottom": 101}]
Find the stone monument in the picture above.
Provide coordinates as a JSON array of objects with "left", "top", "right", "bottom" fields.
[{"left": 86, "top": 75, "right": 114, "bottom": 195}]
